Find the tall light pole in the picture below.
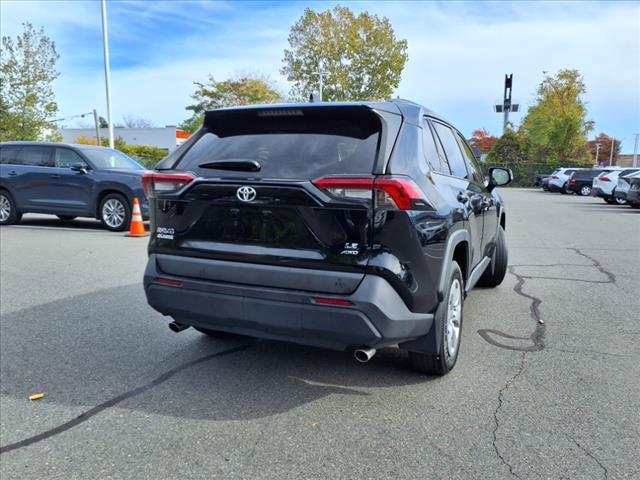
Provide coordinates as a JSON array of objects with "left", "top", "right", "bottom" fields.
[
  {"left": 633, "top": 133, "right": 639, "bottom": 167},
  {"left": 609, "top": 138, "right": 615, "bottom": 166},
  {"left": 595, "top": 143, "right": 601, "bottom": 166},
  {"left": 494, "top": 74, "right": 519, "bottom": 135},
  {"left": 312, "top": 71, "right": 328, "bottom": 102},
  {"left": 101, "top": 0, "right": 114, "bottom": 149}
]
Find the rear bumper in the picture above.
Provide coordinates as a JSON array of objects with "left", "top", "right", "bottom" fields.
[
  {"left": 591, "top": 187, "right": 611, "bottom": 199},
  {"left": 143, "top": 254, "right": 434, "bottom": 351}
]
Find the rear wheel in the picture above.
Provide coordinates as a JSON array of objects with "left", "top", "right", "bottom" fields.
[
  {"left": 57, "top": 215, "right": 77, "bottom": 221},
  {"left": 613, "top": 191, "right": 626, "bottom": 205},
  {"left": 477, "top": 226, "right": 508, "bottom": 288},
  {"left": 408, "top": 261, "right": 463, "bottom": 376},
  {"left": 579, "top": 185, "right": 592, "bottom": 196},
  {"left": 0, "top": 191, "right": 21, "bottom": 226},
  {"left": 561, "top": 182, "right": 569, "bottom": 194},
  {"left": 99, "top": 194, "right": 130, "bottom": 231}
]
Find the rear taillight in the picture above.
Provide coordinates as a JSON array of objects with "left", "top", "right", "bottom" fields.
[
  {"left": 312, "top": 297, "right": 353, "bottom": 307},
  {"left": 551, "top": 175, "right": 559, "bottom": 179},
  {"left": 141, "top": 172, "right": 195, "bottom": 198},
  {"left": 570, "top": 178, "right": 576, "bottom": 183},
  {"left": 313, "top": 176, "right": 427, "bottom": 210},
  {"left": 155, "top": 277, "right": 183, "bottom": 287},
  {"left": 600, "top": 177, "right": 610, "bottom": 182}
]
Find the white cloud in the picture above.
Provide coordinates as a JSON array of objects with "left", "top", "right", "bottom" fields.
[{"left": 2, "top": 0, "right": 639, "bottom": 149}]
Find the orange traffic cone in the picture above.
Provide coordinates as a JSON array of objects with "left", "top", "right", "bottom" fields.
[{"left": 126, "top": 198, "right": 149, "bottom": 237}]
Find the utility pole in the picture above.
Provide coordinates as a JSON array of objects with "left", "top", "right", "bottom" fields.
[
  {"left": 101, "top": 0, "right": 114, "bottom": 149},
  {"left": 595, "top": 143, "right": 601, "bottom": 166},
  {"left": 609, "top": 138, "right": 615, "bottom": 166},
  {"left": 633, "top": 133, "right": 639, "bottom": 167},
  {"left": 494, "top": 74, "right": 519, "bottom": 135},
  {"left": 92, "top": 109, "right": 101, "bottom": 145},
  {"left": 311, "top": 71, "right": 328, "bottom": 102}
]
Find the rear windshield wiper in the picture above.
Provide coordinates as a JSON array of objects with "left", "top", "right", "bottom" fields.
[{"left": 198, "top": 159, "right": 261, "bottom": 172}]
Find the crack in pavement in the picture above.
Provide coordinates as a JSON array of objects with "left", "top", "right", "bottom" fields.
[
  {"left": 481, "top": 248, "right": 617, "bottom": 477},
  {"left": 0, "top": 342, "right": 255, "bottom": 455},
  {"left": 570, "top": 437, "right": 609, "bottom": 479},
  {"left": 492, "top": 351, "right": 527, "bottom": 479}
]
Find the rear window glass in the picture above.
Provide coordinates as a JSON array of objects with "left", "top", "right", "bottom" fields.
[
  {"left": 173, "top": 109, "right": 380, "bottom": 180},
  {"left": 17, "top": 146, "right": 54, "bottom": 167},
  {"left": 0, "top": 146, "right": 21, "bottom": 165}
]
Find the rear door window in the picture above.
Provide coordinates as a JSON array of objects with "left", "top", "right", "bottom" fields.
[
  {"left": 0, "top": 146, "right": 22, "bottom": 165},
  {"left": 174, "top": 109, "right": 380, "bottom": 180},
  {"left": 432, "top": 122, "right": 469, "bottom": 179},
  {"left": 421, "top": 119, "right": 450, "bottom": 175},
  {"left": 17, "top": 146, "right": 54, "bottom": 167}
]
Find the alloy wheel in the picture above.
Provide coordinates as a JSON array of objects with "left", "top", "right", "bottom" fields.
[
  {"left": 0, "top": 194, "right": 10, "bottom": 222},
  {"left": 446, "top": 278, "right": 462, "bottom": 357},
  {"left": 581, "top": 186, "right": 591, "bottom": 196},
  {"left": 102, "top": 198, "right": 125, "bottom": 228}
]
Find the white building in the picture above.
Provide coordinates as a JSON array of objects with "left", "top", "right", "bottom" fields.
[{"left": 60, "top": 126, "right": 189, "bottom": 152}]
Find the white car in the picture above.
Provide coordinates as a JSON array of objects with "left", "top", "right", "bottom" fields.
[
  {"left": 592, "top": 168, "right": 640, "bottom": 204},
  {"left": 614, "top": 169, "right": 640, "bottom": 205},
  {"left": 548, "top": 167, "right": 583, "bottom": 193}
]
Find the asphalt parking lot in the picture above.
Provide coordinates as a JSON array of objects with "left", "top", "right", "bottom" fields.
[{"left": 1, "top": 189, "right": 638, "bottom": 479}]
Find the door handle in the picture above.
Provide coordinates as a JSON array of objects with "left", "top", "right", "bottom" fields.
[
  {"left": 456, "top": 192, "right": 469, "bottom": 204},
  {"left": 8, "top": 171, "right": 18, "bottom": 176},
  {"left": 50, "top": 174, "right": 61, "bottom": 179}
]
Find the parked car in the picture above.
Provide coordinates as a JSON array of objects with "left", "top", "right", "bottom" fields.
[
  {"left": 624, "top": 171, "right": 640, "bottom": 208},
  {"left": 548, "top": 167, "right": 582, "bottom": 193},
  {"left": 533, "top": 173, "right": 550, "bottom": 187},
  {"left": 0, "top": 142, "right": 149, "bottom": 231},
  {"left": 142, "top": 100, "right": 513, "bottom": 376},
  {"left": 566, "top": 168, "right": 607, "bottom": 196},
  {"left": 614, "top": 170, "right": 640, "bottom": 204},
  {"left": 592, "top": 168, "right": 640, "bottom": 204}
]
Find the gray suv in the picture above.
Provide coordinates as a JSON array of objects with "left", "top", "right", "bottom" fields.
[{"left": 0, "top": 142, "right": 149, "bottom": 231}]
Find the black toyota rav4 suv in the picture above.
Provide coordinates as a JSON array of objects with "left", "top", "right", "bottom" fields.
[{"left": 142, "top": 100, "right": 512, "bottom": 376}]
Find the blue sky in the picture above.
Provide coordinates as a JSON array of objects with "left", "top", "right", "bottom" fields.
[{"left": 1, "top": 0, "right": 638, "bottom": 151}]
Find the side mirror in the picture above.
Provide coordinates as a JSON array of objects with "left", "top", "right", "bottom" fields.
[
  {"left": 487, "top": 167, "right": 513, "bottom": 191},
  {"left": 71, "top": 162, "right": 88, "bottom": 174}
]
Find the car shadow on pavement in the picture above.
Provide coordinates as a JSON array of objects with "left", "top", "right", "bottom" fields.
[
  {"left": 0, "top": 284, "right": 431, "bottom": 425},
  {"left": 12, "top": 214, "right": 106, "bottom": 230}
]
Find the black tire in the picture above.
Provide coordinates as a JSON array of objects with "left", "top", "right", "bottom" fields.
[
  {"left": 57, "top": 215, "right": 77, "bottom": 221},
  {"left": 99, "top": 193, "right": 131, "bottom": 232},
  {"left": 0, "top": 190, "right": 22, "bottom": 226},
  {"left": 408, "top": 261, "right": 464, "bottom": 376},
  {"left": 613, "top": 191, "right": 626, "bottom": 205},
  {"left": 578, "top": 185, "right": 591, "bottom": 196},
  {"left": 194, "top": 327, "right": 249, "bottom": 339},
  {"left": 477, "top": 226, "right": 508, "bottom": 288},
  {"left": 605, "top": 197, "right": 616, "bottom": 204},
  {"left": 560, "top": 183, "right": 568, "bottom": 194}
]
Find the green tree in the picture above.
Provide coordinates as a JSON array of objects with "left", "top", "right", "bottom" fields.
[
  {"left": 180, "top": 74, "right": 282, "bottom": 132},
  {"left": 520, "top": 69, "right": 593, "bottom": 164},
  {"left": 0, "top": 22, "right": 60, "bottom": 141},
  {"left": 281, "top": 5, "right": 408, "bottom": 101}
]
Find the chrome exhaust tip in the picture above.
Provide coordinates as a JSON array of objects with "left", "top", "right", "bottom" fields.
[
  {"left": 354, "top": 347, "right": 376, "bottom": 363},
  {"left": 168, "top": 322, "right": 190, "bottom": 333}
]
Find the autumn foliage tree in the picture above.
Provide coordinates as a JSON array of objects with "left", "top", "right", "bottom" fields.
[
  {"left": 587, "top": 133, "right": 621, "bottom": 166},
  {"left": 469, "top": 129, "right": 497, "bottom": 153},
  {"left": 520, "top": 69, "right": 593, "bottom": 164},
  {"left": 281, "top": 5, "right": 408, "bottom": 101},
  {"left": 180, "top": 74, "right": 282, "bottom": 132}
]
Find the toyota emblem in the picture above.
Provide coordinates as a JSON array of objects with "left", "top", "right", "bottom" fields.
[{"left": 237, "top": 186, "right": 257, "bottom": 202}]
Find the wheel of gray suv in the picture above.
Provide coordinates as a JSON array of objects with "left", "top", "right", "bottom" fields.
[
  {"left": 561, "top": 182, "right": 568, "bottom": 194},
  {"left": 408, "top": 261, "right": 463, "bottom": 376},
  {"left": 99, "top": 193, "right": 131, "bottom": 232},
  {"left": 477, "top": 226, "right": 508, "bottom": 288},
  {"left": 0, "top": 190, "right": 22, "bottom": 226},
  {"left": 57, "top": 215, "right": 77, "bottom": 221},
  {"left": 579, "top": 185, "right": 592, "bottom": 196}
]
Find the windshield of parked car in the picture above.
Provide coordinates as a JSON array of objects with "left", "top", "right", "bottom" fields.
[{"left": 80, "top": 148, "right": 145, "bottom": 170}]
